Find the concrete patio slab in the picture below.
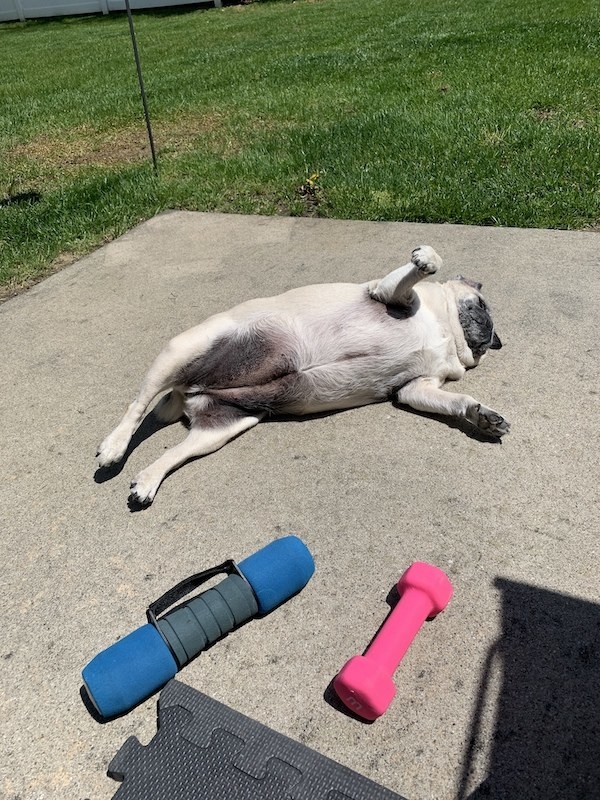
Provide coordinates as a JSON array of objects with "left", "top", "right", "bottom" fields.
[{"left": 1, "top": 211, "right": 598, "bottom": 800}]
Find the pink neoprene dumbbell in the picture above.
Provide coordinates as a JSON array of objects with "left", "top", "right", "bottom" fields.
[{"left": 333, "top": 562, "right": 453, "bottom": 721}]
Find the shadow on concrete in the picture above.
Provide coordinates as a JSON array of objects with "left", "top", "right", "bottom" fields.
[
  {"left": 394, "top": 403, "right": 506, "bottom": 443},
  {"left": 459, "top": 578, "right": 600, "bottom": 800},
  {"left": 94, "top": 410, "right": 182, "bottom": 482},
  {"left": 268, "top": 401, "right": 504, "bottom": 443},
  {"left": 94, "top": 398, "right": 502, "bottom": 510}
]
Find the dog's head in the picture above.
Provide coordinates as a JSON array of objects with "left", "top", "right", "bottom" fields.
[{"left": 444, "top": 276, "right": 502, "bottom": 367}]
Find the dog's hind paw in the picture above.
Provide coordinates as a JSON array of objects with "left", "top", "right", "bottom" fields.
[
  {"left": 97, "top": 430, "right": 130, "bottom": 467},
  {"left": 129, "top": 472, "right": 159, "bottom": 507},
  {"left": 466, "top": 403, "right": 510, "bottom": 437},
  {"left": 411, "top": 245, "right": 442, "bottom": 275}
]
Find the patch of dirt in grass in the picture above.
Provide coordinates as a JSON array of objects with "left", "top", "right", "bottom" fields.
[
  {"left": 529, "top": 106, "right": 589, "bottom": 129},
  {"left": 6, "top": 114, "right": 232, "bottom": 171},
  {"left": 297, "top": 171, "right": 325, "bottom": 215},
  {"left": 531, "top": 106, "right": 557, "bottom": 123}
]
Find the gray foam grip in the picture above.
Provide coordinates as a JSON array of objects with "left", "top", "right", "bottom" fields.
[
  {"left": 108, "top": 680, "right": 408, "bottom": 799},
  {"left": 157, "top": 574, "right": 258, "bottom": 666}
]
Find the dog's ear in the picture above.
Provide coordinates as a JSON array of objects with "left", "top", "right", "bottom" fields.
[
  {"left": 490, "top": 331, "right": 502, "bottom": 349},
  {"left": 456, "top": 275, "right": 483, "bottom": 291}
]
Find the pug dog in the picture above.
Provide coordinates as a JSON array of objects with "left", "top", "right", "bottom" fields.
[{"left": 97, "top": 245, "right": 508, "bottom": 505}]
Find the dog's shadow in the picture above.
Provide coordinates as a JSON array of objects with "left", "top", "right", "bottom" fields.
[
  {"left": 393, "top": 402, "right": 505, "bottom": 444},
  {"left": 94, "top": 400, "right": 502, "bottom": 507},
  {"left": 269, "top": 403, "right": 504, "bottom": 444},
  {"left": 93, "top": 411, "right": 183, "bottom": 484},
  {"left": 95, "top": 403, "right": 501, "bottom": 484}
]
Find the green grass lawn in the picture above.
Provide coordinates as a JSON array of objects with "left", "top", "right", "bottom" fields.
[{"left": 1, "top": 0, "right": 599, "bottom": 294}]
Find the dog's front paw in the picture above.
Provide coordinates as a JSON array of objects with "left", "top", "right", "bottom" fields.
[
  {"left": 466, "top": 403, "right": 510, "bottom": 437},
  {"left": 97, "top": 430, "right": 129, "bottom": 467},
  {"left": 129, "top": 471, "right": 160, "bottom": 507},
  {"left": 411, "top": 245, "right": 442, "bottom": 275}
]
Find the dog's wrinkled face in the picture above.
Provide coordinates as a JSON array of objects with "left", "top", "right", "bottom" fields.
[{"left": 446, "top": 276, "right": 502, "bottom": 362}]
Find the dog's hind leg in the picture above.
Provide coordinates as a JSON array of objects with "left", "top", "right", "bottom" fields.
[
  {"left": 395, "top": 377, "right": 510, "bottom": 437},
  {"left": 97, "top": 362, "right": 179, "bottom": 467},
  {"left": 368, "top": 246, "right": 442, "bottom": 306},
  {"left": 129, "top": 403, "right": 263, "bottom": 506},
  {"left": 97, "top": 316, "right": 237, "bottom": 467}
]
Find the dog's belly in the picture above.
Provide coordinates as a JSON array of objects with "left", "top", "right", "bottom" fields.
[
  {"left": 177, "top": 289, "right": 442, "bottom": 415},
  {"left": 204, "top": 358, "right": 400, "bottom": 415},
  {"left": 197, "top": 345, "right": 428, "bottom": 416}
]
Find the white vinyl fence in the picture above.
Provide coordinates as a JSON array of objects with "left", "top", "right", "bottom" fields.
[{"left": 0, "top": 0, "right": 220, "bottom": 22}]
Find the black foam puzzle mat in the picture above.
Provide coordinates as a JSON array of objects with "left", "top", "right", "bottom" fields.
[{"left": 108, "top": 680, "right": 407, "bottom": 799}]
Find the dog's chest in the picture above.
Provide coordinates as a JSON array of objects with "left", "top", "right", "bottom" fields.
[{"left": 295, "top": 301, "right": 453, "bottom": 393}]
